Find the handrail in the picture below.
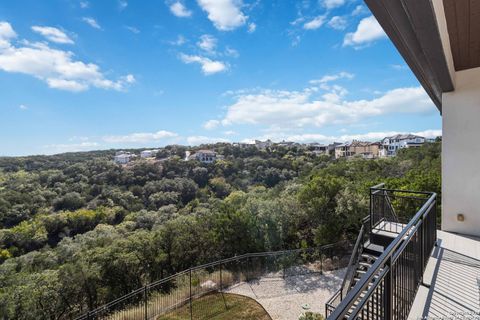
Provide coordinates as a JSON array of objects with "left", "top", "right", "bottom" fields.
[
  {"left": 325, "top": 215, "right": 371, "bottom": 314},
  {"left": 327, "top": 190, "right": 436, "bottom": 319}
]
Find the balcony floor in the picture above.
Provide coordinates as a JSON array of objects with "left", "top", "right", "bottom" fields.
[{"left": 408, "top": 230, "right": 480, "bottom": 319}]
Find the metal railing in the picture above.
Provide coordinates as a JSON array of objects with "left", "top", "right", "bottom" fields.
[
  {"left": 74, "top": 241, "right": 352, "bottom": 320},
  {"left": 325, "top": 216, "right": 370, "bottom": 315},
  {"left": 327, "top": 186, "right": 437, "bottom": 320}
]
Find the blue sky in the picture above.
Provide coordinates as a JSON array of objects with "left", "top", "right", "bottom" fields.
[{"left": 0, "top": 0, "right": 441, "bottom": 156}]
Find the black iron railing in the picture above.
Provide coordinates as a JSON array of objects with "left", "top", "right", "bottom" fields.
[
  {"left": 74, "top": 242, "right": 351, "bottom": 320},
  {"left": 327, "top": 186, "right": 437, "bottom": 320},
  {"left": 325, "top": 216, "right": 370, "bottom": 315}
]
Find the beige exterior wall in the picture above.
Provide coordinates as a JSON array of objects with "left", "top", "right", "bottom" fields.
[
  {"left": 368, "top": 144, "right": 380, "bottom": 157},
  {"left": 442, "top": 67, "right": 480, "bottom": 237}
]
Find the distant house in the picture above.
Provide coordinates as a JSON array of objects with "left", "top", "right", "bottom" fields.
[
  {"left": 186, "top": 150, "right": 217, "bottom": 164},
  {"left": 114, "top": 151, "right": 135, "bottom": 164},
  {"left": 327, "top": 142, "right": 342, "bottom": 156},
  {"left": 254, "top": 139, "right": 273, "bottom": 149},
  {"left": 140, "top": 149, "right": 159, "bottom": 158},
  {"left": 232, "top": 142, "right": 252, "bottom": 149},
  {"left": 277, "top": 140, "right": 297, "bottom": 147},
  {"left": 335, "top": 143, "right": 351, "bottom": 159},
  {"left": 196, "top": 150, "right": 217, "bottom": 163},
  {"left": 379, "top": 134, "right": 425, "bottom": 157},
  {"left": 307, "top": 143, "right": 329, "bottom": 156},
  {"left": 335, "top": 141, "right": 381, "bottom": 159}
]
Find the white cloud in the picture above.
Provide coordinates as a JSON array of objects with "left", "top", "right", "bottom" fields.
[
  {"left": 303, "top": 15, "right": 327, "bottom": 30},
  {"left": 203, "top": 119, "right": 220, "bottom": 130},
  {"left": 225, "top": 46, "right": 239, "bottom": 58},
  {"left": 344, "top": 16, "right": 386, "bottom": 48},
  {"left": 103, "top": 130, "right": 178, "bottom": 143},
  {"left": 170, "top": 35, "right": 186, "bottom": 46},
  {"left": 216, "top": 80, "right": 435, "bottom": 130},
  {"left": 327, "top": 16, "right": 348, "bottom": 30},
  {"left": 82, "top": 17, "right": 101, "bottom": 29},
  {"left": 179, "top": 53, "right": 227, "bottom": 75},
  {"left": 309, "top": 71, "right": 354, "bottom": 84},
  {"left": 248, "top": 22, "right": 256, "bottom": 33},
  {"left": 80, "top": 1, "right": 89, "bottom": 9},
  {"left": 197, "top": 34, "right": 217, "bottom": 53},
  {"left": 223, "top": 130, "right": 236, "bottom": 135},
  {"left": 187, "top": 135, "right": 229, "bottom": 145},
  {"left": 119, "top": 0, "right": 128, "bottom": 10},
  {"left": 322, "top": 0, "right": 346, "bottom": 9},
  {"left": 352, "top": 5, "right": 367, "bottom": 16},
  {"left": 0, "top": 21, "right": 16, "bottom": 48},
  {"left": 197, "top": 0, "right": 247, "bottom": 31},
  {"left": 43, "top": 141, "right": 100, "bottom": 154},
  {"left": 125, "top": 26, "right": 140, "bottom": 34},
  {"left": 31, "top": 26, "right": 74, "bottom": 44},
  {"left": 390, "top": 64, "right": 408, "bottom": 70},
  {"left": 169, "top": 1, "right": 192, "bottom": 17},
  {"left": 0, "top": 22, "right": 134, "bottom": 92},
  {"left": 19, "top": 104, "right": 28, "bottom": 110}
]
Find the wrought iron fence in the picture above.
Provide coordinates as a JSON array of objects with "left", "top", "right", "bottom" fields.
[{"left": 74, "top": 241, "right": 351, "bottom": 320}]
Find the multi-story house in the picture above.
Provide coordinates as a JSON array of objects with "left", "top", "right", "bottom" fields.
[
  {"left": 195, "top": 150, "right": 217, "bottom": 163},
  {"left": 114, "top": 151, "right": 135, "bottom": 164},
  {"left": 140, "top": 149, "right": 159, "bottom": 158},
  {"left": 186, "top": 150, "right": 217, "bottom": 164},
  {"left": 254, "top": 139, "right": 273, "bottom": 150},
  {"left": 307, "top": 143, "right": 329, "bottom": 156},
  {"left": 379, "top": 134, "right": 425, "bottom": 157},
  {"left": 335, "top": 141, "right": 380, "bottom": 159}
]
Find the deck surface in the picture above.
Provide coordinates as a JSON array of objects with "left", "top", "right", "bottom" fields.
[{"left": 408, "top": 231, "right": 480, "bottom": 319}]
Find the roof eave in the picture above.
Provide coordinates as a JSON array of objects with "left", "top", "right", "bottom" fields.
[{"left": 365, "top": 0, "right": 454, "bottom": 113}]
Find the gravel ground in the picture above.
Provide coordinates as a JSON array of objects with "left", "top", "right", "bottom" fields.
[{"left": 225, "top": 268, "right": 345, "bottom": 320}]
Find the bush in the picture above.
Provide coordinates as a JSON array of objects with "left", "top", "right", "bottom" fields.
[{"left": 299, "top": 312, "right": 325, "bottom": 320}]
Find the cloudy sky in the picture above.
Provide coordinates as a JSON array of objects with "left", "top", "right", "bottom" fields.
[{"left": 0, "top": 0, "right": 441, "bottom": 156}]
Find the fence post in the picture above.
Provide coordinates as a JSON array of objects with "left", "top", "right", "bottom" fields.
[
  {"left": 246, "top": 257, "right": 250, "bottom": 282},
  {"left": 189, "top": 269, "right": 193, "bottom": 320},
  {"left": 220, "top": 263, "right": 223, "bottom": 290},
  {"left": 87, "top": 311, "right": 90, "bottom": 320},
  {"left": 220, "top": 263, "right": 228, "bottom": 309},
  {"left": 144, "top": 285, "right": 148, "bottom": 320},
  {"left": 320, "top": 248, "right": 323, "bottom": 275}
]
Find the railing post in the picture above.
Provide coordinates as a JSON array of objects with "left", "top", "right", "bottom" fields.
[
  {"left": 370, "top": 187, "right": 373, "bottom": 230},
  {"left": 421, "top": 216, "right": 425, "bottom": 284},
  {"left": 320, "top": 248, "right": 323, "bottom": 275},
  {"left": 144, "top": 285, "right": 148, "bottom": 320},
  {"left": 87, "top": 311, "right": 91, "bottom": 320},
  {"left": 189, "top": 269, "right": 193, "bottom": 320},
  {"left": 246, "top": 256, "right": 250, "bottom": 281},
  {"left": 384, "top": 256, "right": 393, "bottom": 320},
  {"left": 219, "top": 263, "right": 223, "bottom": 290}
]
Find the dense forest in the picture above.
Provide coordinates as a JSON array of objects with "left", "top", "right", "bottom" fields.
[{"left": 0, "top": 142, "right": 441, "bottom": 319}]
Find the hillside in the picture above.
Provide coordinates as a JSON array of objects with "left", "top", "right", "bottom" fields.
[{"left": 0, "top": 142, "right": 441, "bottom": 319}]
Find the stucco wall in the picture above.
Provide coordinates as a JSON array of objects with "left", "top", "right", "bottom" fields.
[{"left": 442, "top": 67, "right": 480, "bottom": 237}]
